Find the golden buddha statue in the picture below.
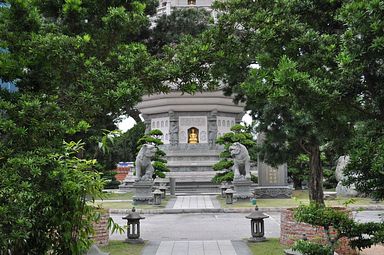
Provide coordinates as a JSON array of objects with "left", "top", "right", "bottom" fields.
[{"left": 188, "top": 129, "right": 198, "bottom": 144}]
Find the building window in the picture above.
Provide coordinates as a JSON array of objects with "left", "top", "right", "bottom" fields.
[{"left": 188, "top": 0, "right": 196, "bottom": 5}]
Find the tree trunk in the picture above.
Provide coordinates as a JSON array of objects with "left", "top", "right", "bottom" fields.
[
  {"left": 308, "top": 145, "right": 324, "bottom": 205},
  {"left": 126, "top": 108, "right": 142, "bottom": 123}
]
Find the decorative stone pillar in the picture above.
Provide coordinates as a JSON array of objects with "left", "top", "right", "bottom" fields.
[
  {"left": 208, "top": 110, "right": 218, "bottom": 148},
  {"left": 169, "top": 111, "right": 179, "bottom": 146}
]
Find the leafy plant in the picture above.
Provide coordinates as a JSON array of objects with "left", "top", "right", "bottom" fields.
[{"left": 293, "top": 204, "right": 384, "bottom": 255}]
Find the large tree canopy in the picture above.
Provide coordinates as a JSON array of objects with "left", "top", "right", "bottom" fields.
[
  {"left": 168, "top": 0, "right": 354, "bottom": 204},
  {"left": 168, "top": 0, "right": 384, "bottom": 204},
  {"left": 0, "top": 0, "right": 177, "bottom": 253},
  {"left": 339, "top": 1, "right": 384, "bottom": 200},
  {"left": 149, "top": 8, "right": 212, "bottom": 55}
]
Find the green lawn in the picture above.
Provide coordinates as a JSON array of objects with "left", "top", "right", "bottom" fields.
[
  {"left": 99, "top": 192, "right": 134, "bottom": 200},
  {"left": 248, "top": 238, "right": 288, "bottom": 255},
  {"left": 218, "top": 190, "right": 384, "bottom": 208},
  {"left": 100, "top": 241, "right": 145, "bottom": 255}
]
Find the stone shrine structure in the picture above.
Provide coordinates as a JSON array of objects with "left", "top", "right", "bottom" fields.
[
  {"left": 121, "top": 91, "right": 244, "bottom": 193},
  {"left": 254, "top": 133, "right": 292, "bottom": 198}
]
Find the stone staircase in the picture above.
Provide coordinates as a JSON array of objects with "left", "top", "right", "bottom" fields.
[
  {"left": 119, "top": 170, "right": 220, "bottom": 195},
  {"left": 165, "top": 171, "right": 219, "bottom": 195}
]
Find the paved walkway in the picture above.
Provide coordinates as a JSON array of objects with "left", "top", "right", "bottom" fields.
[
  {"left": 171, "top": 195, "right": 218, "bottom": 209},
  {"left": 142, "top": 240, "right": 251, "bottom": 255},
  {"left": 110, "top": 212, "right": 280, "bottom": 241},
  {"left": 156, "top": 240, "right": 236, "bottom": 255}
]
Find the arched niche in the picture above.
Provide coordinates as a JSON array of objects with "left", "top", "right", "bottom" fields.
[{"left": 188, "top": 127, "right": 199, "bottom": 144}]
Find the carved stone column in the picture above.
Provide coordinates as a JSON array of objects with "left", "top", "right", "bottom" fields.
[
  {"left": 169, "top": 111, "right": 179, "bottom": 146},
  {"left": 208, "top": 110, "right": 218, "bottom": 148}
]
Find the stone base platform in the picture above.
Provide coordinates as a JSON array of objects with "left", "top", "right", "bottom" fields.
[
  {"left": 233, "top": 179, "right": 253, "bottom": 199},
  {"left": 253, "top": 186, "right": 293, "bottom": 199},
  {"left": 132, "top": 180, "right": 153, "bottom": 203}
]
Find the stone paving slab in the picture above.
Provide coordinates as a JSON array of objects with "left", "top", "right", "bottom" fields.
[
  {"left": 142, "top": 240, "right": 249, "bottom": 255},
  {"left": 172, "top": 196, "right": 217, "bottom": 209}
]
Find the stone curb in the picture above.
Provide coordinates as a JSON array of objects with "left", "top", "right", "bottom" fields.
[{"left": 109, "top": 205, "right": 384, "bottom": 215}]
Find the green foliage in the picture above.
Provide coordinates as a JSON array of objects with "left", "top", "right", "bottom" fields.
[
  {"left": 212, "top": 124, "right": 256, "bottom": 182},
  {"left": 212, "top": 160, "right": 233, "bottom": 171},
  {"left": 293, "top": 204, "right": 384, "bottom": 254},
  {"left": 102, "top": 171, "right": 121, "bottom": 189},
  {"left": 149, "top": 8, "right": 211, "bottom": 55},
  {"left": 0, "top": 141, "right": 106, "bottom": 254},
  {"left": 344, "top": 121, "right": 384, "bottom": 200},
  {"left": 0, "top": 0, "right": 172, "bottom": 253},
  {"left": 250, "top": 174, "right": 258, "bottom": 184},
  {"left": 98, "top": 122, "right": 146, "bottom": 172},
  {"left": 137, "top": 129, "right": 169, "bottom": 178},
  {"left": 293, "top": 240, "right": 333, "bottom": 255},
  {"left": 323, "top": 168, "right": 337, "bottom": 190},
  {"left": 212, "top": 171, "right": 234, "bottom": 184}
]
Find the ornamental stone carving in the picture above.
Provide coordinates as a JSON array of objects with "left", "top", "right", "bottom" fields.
[
  {"left": 135, "top": 144, "right": 157, "bottom": 181},
  {"left": 229, "top": 142, "right": 251, "bottom": 180}
]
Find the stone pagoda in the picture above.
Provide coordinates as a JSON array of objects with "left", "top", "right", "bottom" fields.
[{"left": 120, "top": 91, "right": 244, "bottom": 193}]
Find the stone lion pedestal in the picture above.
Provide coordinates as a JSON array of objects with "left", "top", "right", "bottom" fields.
[
  {"left": 133, "top": 180, "right": 153, "bottom": 204},
  {"left": 233, "top": 179, "right": 253, "bottom": 199}
]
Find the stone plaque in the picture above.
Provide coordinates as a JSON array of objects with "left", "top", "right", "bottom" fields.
[{"left": 267, "top": 166, "right": 278, "bottom": 184}]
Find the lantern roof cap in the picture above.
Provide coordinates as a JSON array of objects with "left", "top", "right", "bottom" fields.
[
  {"left": 123, "top": 207, "right": 145, "bottom": 220},
  {"left": 246, "top": 206, "right": 269, "bottom": 219},
  {"left": 152, "top": 189, "right": 163, "bottom": 195},
  {"left": 225, "top": 188, "right": 234, "bottom": 194}
]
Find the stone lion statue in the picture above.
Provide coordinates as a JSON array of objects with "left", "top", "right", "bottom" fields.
[
  {"left": 135, "top": 144, "right": 157, "bottom": 181},
  {"left": 229, "top": 142, "right": 251, "bottom": 180}
]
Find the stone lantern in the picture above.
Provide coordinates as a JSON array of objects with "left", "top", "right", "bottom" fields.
[
  {"left": 225, "top": 188, "right": 234, "bottom": 204},
  {"left": 152, "top": 189, "right": 163, "bottom": 205},
  {"left": 246, "top": 206, "right": 269, "bottom": 242},
  {"left": 122, "top": 207, "right": 145, "bottom": 243},
  {"left": 159, "top": 184, "right": 167, "bottom": 198},
  {"left": 220, "top": 183, "right": 228, "bottom": 198}
]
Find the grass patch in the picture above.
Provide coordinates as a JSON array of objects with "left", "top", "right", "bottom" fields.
[
  {"left": 248, "top": 238, "right": 288, "bottom": 255},
  {"left": 218, "top": 190, "right": 384, "bottom": 208},
  {"left": 97, "top": 192, "right": 134, "bottom": 200},
  {"left": 100, "top": 240, "right": 145, "bottom": 255}
]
